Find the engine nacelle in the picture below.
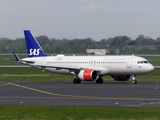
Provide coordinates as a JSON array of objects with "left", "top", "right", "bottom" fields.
[
  {"left": 111, "top": 75, "right": 131, "bottom": 81},
  {"left": 78, "top": 69, "right": 98, "bottom": 81}
]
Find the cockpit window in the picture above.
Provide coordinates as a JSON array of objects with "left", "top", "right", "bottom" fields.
[
  {"left": 144, "top": 61, "right": 148, "bottom": 63},
  {"left": 137, "top": 61, "right": 148, "bottom": 64}
]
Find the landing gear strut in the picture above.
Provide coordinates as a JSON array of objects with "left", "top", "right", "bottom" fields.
[
  {"left": 96, "top": 78, "right": 103, "bottom": 84},
  {"left": 132, "top": 76, "right": 137, "bottom": 84}
]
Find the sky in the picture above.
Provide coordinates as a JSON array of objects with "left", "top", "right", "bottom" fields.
[{"left": 0, "top": 0, "right": 160, "bottom": 40}]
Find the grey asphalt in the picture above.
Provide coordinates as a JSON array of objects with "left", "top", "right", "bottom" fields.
[{"left": 0, "top": 82, "right": 160, "bottom": 108}]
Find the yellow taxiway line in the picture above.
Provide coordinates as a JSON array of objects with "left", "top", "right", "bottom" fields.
[{"left": 7, "top": 82, "right": 160, "bottom": 101}]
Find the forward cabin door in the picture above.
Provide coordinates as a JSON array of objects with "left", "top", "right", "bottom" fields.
[{"left": 127, "top": 58, "right": 133, "bottom": 68}]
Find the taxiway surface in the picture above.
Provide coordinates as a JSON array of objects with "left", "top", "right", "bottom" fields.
[{"left": 0, "top": 82, "right": 160, "bottom": 108}]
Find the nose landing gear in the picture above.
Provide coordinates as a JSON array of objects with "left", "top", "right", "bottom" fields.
[{"left": 132, "top": 76, "right": 137, "bottom": 84}]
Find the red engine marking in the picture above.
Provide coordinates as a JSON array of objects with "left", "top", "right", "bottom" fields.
[{"left": 83, "top": 69, "right": 93, "bottom": 81}]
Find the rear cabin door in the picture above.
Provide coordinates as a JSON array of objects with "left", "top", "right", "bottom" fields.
[{"left": 41, "top": 58, "right": 46, "bottom": 65}]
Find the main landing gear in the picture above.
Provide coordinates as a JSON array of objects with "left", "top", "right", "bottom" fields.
[
  {"left": 96, "top": 78, "right": 103, "bottom": 84},
  {"left": 132, "top": 76, "right": 137, "bottom": 84},
  {"left": 73, "top": 78, "right": 81, "bottom": 84}
]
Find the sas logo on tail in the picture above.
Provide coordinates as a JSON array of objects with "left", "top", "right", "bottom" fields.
[{"left": 29, "top": 49, "right": 41, "bottom": 55}]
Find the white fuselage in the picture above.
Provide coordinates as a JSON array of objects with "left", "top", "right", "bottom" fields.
[{"left": 22, "top": 55, "right": 154, "bottom": 76}]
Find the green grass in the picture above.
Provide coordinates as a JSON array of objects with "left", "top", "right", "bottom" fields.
[
  {"left": 0, "top": 67, "right": 74, "bottom": 82},
  {"left": 141, "top": 56, "right": 160, "bottom": 65},
  {"left": 0, "top": 67, "right": 159, "bottom": 83},
  {"left": 0, "top": 55, "right": 27, "bottom": 65},
  {"left": 0, "top": 106, "right": 159, "bottom": 120},
  {"left": 137, "top": 67, "right": 160, "bottom": 83}
]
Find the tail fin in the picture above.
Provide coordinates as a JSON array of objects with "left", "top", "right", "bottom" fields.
[{"left": 24, "top": 30, "right": 48, "bottom": 57}]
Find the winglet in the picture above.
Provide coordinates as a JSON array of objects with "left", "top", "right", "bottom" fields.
[
  {"left": 13, "top": 52, "right": 21, "bottom": 62},
  {"left": 24, "top": 30, "right": 48, "bottom": 57}
]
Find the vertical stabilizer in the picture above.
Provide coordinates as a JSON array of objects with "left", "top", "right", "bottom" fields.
[{"left": 24, "top": 30, "right": 48, "bottom": 57}]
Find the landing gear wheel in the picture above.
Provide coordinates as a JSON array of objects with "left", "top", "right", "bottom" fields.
[
  {"left": 73, "top": 78, "right": 81, "bottom": 84},
  {"left": 132, "top": 80, "right": 137, "bottom": 84},
  {"left": 96, "top": 78, "right": 103, "bottom": 84},
  {"left": 132, "top": 75, "right": 137, "bottom": 84}
]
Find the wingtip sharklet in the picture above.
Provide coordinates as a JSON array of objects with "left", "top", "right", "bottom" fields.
[{"left": 13, "top": 52, "right": 21, "bottom": 62}]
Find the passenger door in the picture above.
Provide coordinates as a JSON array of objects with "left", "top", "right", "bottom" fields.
[{"left": 127, "top": 58, "right": 133, "bottom": 68}]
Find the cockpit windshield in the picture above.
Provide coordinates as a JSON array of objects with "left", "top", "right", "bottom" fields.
[{"left": 137, "top": 61, "right": 149, "bottom": 64}]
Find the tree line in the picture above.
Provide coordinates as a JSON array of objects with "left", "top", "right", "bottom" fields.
[{"left": 1, "top": 34, "right": 160, "bottom": 55}]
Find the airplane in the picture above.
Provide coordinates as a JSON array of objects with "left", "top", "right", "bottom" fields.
[{"left": 13, "top": 30, "right": 154, "bottom": 84}]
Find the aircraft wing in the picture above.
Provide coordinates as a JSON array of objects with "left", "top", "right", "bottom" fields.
[
  {"left": 13, "top": 53, "right": 102, "bottom": 72},
  {"left": 30, "top": 64, "right": 100, "bottom": 71}
]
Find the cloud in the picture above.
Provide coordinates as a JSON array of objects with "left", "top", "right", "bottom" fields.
[{"left": 83, "top": 3, "right": 112, "bottom": 10}]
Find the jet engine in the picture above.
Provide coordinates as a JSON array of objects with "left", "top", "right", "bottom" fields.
[
  {"left": 78, "top": 69, "right": 98, "bottom": 81},
  {"left": 111, "top": 75, "right": 131, "bottom": 81}
]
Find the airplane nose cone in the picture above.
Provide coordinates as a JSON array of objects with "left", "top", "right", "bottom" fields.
[{"left": 147, "top": 64, "right": 154, "bottom": 73}]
